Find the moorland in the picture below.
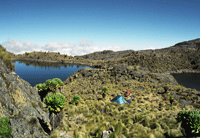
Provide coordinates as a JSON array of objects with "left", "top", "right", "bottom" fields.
[{"left": 1, "top": 38, "right": 200, "bottom": 138}]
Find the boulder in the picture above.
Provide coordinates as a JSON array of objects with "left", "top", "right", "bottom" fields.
[
  {"left": 110, "top": 63, "right": 179, "bottom": 86},
  {"left": 150, "top": 73, "right": 179, "bottom": 86},
  {"left": 102, "top": 130, "right": 109, "bottom": 138},
  {"left": 50, "top": 110, "right": 64, "bottom": 131}
]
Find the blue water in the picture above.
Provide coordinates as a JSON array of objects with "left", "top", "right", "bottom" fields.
[
  {"left": 13, "top": 61, "right": 94, "bottom": 87},
  {"left": 12, "top": 61, "right": 200, "bottom": 92},
  {"left": 170, "top": 73, "right": 200, "bottom": 92}
]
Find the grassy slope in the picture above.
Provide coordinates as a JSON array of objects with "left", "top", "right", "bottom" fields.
[{"left": 1, "top": 45, "right": 200, "bottom": 137}]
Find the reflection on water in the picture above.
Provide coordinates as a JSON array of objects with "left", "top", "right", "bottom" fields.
[{"left": 12, "top": 60, "right": 94, "bottom": 87}]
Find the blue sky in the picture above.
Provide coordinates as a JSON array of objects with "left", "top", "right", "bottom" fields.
[{"left": 1, "top": 0, "right": 200, "bottom": 57}]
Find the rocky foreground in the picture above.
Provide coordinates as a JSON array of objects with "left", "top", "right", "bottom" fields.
[{"left": 1, "top": 38, "right": 200, "bottom": 138}]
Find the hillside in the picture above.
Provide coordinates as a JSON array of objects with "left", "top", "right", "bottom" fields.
[
  {"left": 73, "top": 38, "right": 200, "bottom": 61},
  {"left": 1, "top": 38, "right": 200, "bottom": 137}
]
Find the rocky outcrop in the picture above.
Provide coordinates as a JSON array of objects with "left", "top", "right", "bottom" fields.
[
  {"left": 0, "top": 59, "right": 57, "bottom": 138},
  {"left": 74, "top": 50, "right": 135, "bottom": 61},
  {"left": 109, "top": 63, "right": 180, "bottom": 86},
  {"left": 65, "top": 63, "right": 180, "bottom": 91}
]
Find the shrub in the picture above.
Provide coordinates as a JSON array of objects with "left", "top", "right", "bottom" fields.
[
  {"left": 44, "top": 93, "right": 66, "bottom": 112},
  {"left": 35, "top": 78, "right": 64, "bottom": 92},
  {"left": 176, "top": 110, "right": 200, "bottom": 134},
  {"left": 0, "top": 116, "right": 12, "bottom": 138},
  {"left": 45, "top": 79, "right": 52, "bottom": 88},
  {"left": 35, "top": 83, "right": 48, "bottom": 91},
  {"left": 64, "top": 54, "right": 67, "bottom": 58},
  {"left": 25, "top": 52, "right": 29, "bottom": 56},
  {"left": 71, "top": 95, "right": 80, "bottom": 104},
  {"left": 102, "top": 87, "right": 108, "bottom": 92},
  {"left": 49, "top": 80, "right": 59, "bottom": 91},
  {"left": 52, "top": 78, "right": 64, "bottom": 86}
]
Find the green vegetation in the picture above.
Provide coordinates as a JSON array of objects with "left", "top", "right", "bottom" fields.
[
  {"left": 102, "top": 87, "right": 108, "bottom": 98},
  {"left": 0, "top": 116, "right": 12, "bottom": 138},
  {"left": 44, "top": 93, "right": 66, "bottom": 112},
  {"left": 35, "top": 83, "right": 49, "bottom": 91},
  {"left": 35, "top": 78, "right": 64, "bottom": 91},
  {"left": 70, "top": 95, "right": 81, "bottom": 105},
  {"left": 176, "top": 110, "right": 200, "bottom": 134}
]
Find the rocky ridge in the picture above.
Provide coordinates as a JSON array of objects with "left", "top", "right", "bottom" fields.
[{"left": 74, "top": 50, "right": 134, "bottom": 61}]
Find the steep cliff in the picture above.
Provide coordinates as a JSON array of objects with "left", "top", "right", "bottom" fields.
[{"left": 0, "top": 59, "right": 52, "bottom": 138}]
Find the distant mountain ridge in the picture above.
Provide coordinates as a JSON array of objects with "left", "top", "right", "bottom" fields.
[
  {"left": 74, "top": 38, "right": 200, "bottom": 61},
  {"left": 156, "top": 38, "right": 200, "bottom": 51},
  {"left": 74, "top": 50, "right": 135, "bottom": 61}
]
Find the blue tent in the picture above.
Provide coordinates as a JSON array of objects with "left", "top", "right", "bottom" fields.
[{"left": 110, "top": 95, "right": 127, "bottom": 104}]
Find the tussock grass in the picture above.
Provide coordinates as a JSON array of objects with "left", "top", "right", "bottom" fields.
[{"left": 51, "top": 73, "right": 200, "bottom": 138}]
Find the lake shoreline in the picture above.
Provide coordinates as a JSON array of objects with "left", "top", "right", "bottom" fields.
[{"left": 10, "top": 57, "right": 200, "bottom": 74}]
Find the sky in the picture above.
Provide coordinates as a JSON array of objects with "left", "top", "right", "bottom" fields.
[{"left": 1, "top": 0, "right": 200, "bottom": 57}]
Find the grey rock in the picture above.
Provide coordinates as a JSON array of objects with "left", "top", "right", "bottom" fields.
[
  {"left": 102, "top": 130, "right": 110, "bottom": 138},
  {"left": 112, "top": 63, "right": 129, "bottom": 71},
  {"left": 150, "top": 73, "right": 179, "bottom": 86},
  {"left": 50, "top": 110, "right": 64, "bottom": 131},
  {"left": 0, "top": 59, "right": 64, "bottom": 138},
  {"left": 179, "top": 99, "right": 193, "bottom": 108},
  {"left": 59, "top": 132, "right": 74, "bottom": 138},
  {"left": 148, "top": 78, "right": 159, "bottom": 84}
]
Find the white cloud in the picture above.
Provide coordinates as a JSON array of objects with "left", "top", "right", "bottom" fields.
[
  {"left": 142, "top": 47, "right": 156, "bottom": 50},
  {"left": 1, "top": 39, "right": 125, "bottom": 57},
  {"left": 79, "top": 39, "right": 93, "bottom": 47},
  {"left": 2, "top": 39, "right": 42, "bottom": 54}
]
